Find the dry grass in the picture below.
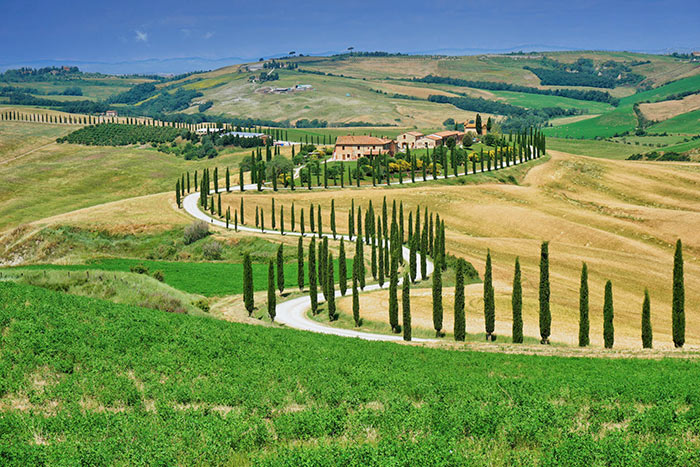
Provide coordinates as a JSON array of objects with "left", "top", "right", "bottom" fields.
[
  {"left": 221, "top": 151, "right": 700, "bottom": 349},
  {"left": 639, "top": 93, "right": 700, "bottom": 122}
]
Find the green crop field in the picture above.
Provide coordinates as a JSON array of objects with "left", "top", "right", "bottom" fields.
[
  {"left": 490, "top": 90, "right": 615, "bottom": 113},
  {"left": 6, "top": 256, "right": 352, "bottom": 297},
  {"left": 649, "top": 109, "right": 700, "bottom": 134},
  {"left": 2, "top": 281, "right": 700, "bottom": 465},
  {"left": 543, "top": 106, "right": 638, "bottom": 139}
]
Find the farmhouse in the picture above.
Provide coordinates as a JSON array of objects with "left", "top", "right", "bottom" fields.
[
  {"left": 414, "top": 134, "right": 443, "bottom": 149},
  {"left": 464, "top": 120, "right": 487, "bottom": 134},
  {"left": 396, "top": 131, "right": 424, "bottom": 149},
  {"left": 332, "top": 135, "right": 397, "bottom": 161},
  {"left": 105, "top": 110, "right": 118, "bottom": 117}
]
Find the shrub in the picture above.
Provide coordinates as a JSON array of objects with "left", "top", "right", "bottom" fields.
[
  {"left": 130, "top": 263, "right": 149, "bottom": 275},
  {"left": 195, "top": 299, "right": 210, "bottom": 313},
  {"left": 152, "top": 270, "right": 165, "bottom": 282},
  {"left": 184, "top": 221, "right": 209, "bottom": 245},
  {"left": 202, "top": 240, "right": 223, "bottom": 260}
]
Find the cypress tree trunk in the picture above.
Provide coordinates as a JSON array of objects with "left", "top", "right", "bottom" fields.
[
  {"left": 432, "top": 262, "right": 443, "bottom": 337},
  {"left": 672, "top": 239, "right": 685, "bottom": 348},
  {"left": 578, "top": 263, "right": 590, "bottom": 347},
  {"left": 243, "top": 254, "right": 254, "bottom": 316},
  {"left": 484, "top": 250, "right": 495, "bottom": 340},
  {"left": 539, "top": 241, "right": 551, "bottom": 344},
  {"left": 454, "top": 259, "right": 466, "bottom": 342},
  {"left": 297, "top": 237, "right": 304, "bottom": 291},
  {"left": 352, "top": 272, "right": 360, "bottom": 327},
  {"left": 327, "top": 253, "right": 336, "bottom": 320},
  {"left": 642, "top": 289, "right": 653, "bottom": 349},
  {"left": 603, "top": 280, "right": 614, "bottom": 349},
  {"left": 309, "top": 239, "right": 318, "bottom": 314},
  {"left": 267, "top": 260, "right": 276, "bottom": 322},
  {"left": 276, "top": 244, "right": 284, "bottom": 293},
  {"left": 402, "top": 272, "right": 411, "bottom": 341},
  {"left": 512, "top": 257, "right": 523, "bottom": 344},
  {"left": 339, "top": 238, "right": 347, "bottom": 296},
  {"left": 389, "top": 249, "right": 399, "bottom": 333}
]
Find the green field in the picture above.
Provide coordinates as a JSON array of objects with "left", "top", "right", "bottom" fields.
[
  {"left": 543, "top": 106, "right": 638, "bottom": 139},
  {"left": 5, "top": 256, "right": 352, "bottom": 297},
  {"left": 3, "top": 281, "right": 700, "bottom": 464},
  {"left": 490, "top": 90, "right": 615, "bottom": 113},
  {"left": 649, "top": 109, "right": 700, "bottom": 134}
]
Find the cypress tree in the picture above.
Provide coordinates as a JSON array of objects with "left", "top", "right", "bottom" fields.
[
  {"left": 243, "top": 254, "right": 254, "bottom": 316},
  {"left": 309, "top": 238, "right": 318, "bottom": 314},
  {"left": 432, "top": 260, "right": 443, "bottom": 337},
  {"left": 371, "top": 230, "right": 378, "bottom": 280},
  {"left": 330, "top": 200, "right": 336, "bottom": 239},
  {"left": 260, "top": 208, "right": 265, "bottom": 232},
  {"left": 175, "top": 180, "right": 181, "bottom": 207},
  {"left": 420, "top": 218, "right": 428, "bottom": 280},
  {"left": 672, "top": 239, "right": 685, "bottom": 348},
  {"left": 512, "top": 257, "right": 523, "bottom": 344},
  {"left": 234, "top": 210, "right": 238, "bottom": 231},
  {"left": 276, "top": 244, "right": 284, "bottom": 293},
  {"left": 267, "top": 260, "right": 276, "bottom": 322},
  {"left": 280, "top": 207, "right": 285, "bottom": 235},
  {"left": 317, "top": 205, "right": 322, "bottom": 238},
  {"left": 642, "top": 289, "right": 652, "bottom": 349},
  {"left": 349, "top": 199, "right": 355, "bottom": 239},
  {"left": 291, "top": 202, "right": 295, "bottom": 232},
  {"left": 539, "top": 241, "right": 551, "bottom": 344},
  {"left": 310, "top": 203, "right": 315, "bottom": 232},
  {"left": 226, "top": 167, "right": 230, "bottom": 192},
  {"left": 327, "top": 252, "right": 336, "bottom": 320},
  {"left": 217, "top": 193, "right": 222, "bottom": 217},
  {"left": 319, "top": 238, "right": 327, "bottom": 295},
  {"left": 484, "top": 250, "right": 495, "bottom": 341},
  {"left": 399, "top": 202, "right": 404, "bottom": 245},
  {"left": 402, "top": 271, "right": 411, "bottom": 341},
  {"left": 356, "top": 235, "right": 365, "bottom": 289},
  {"left": 378, "top": 227, "right": 385, "bottom": 287},
  {"left": 339, "top": 238, "right": 347, "bottom": 296},
  {"left": 297, "top": 237, "right": 304, "bottom": 290},
  {"left": 240, "top": 198, "right": 245, "bottom": 224},
  {"left": 389, "top": 249, "right": 399, "bottom": 333},
  {"left": 409, "top": 231, "right": 417, "bottom": 283},
  {"left": 578, "top": 263, "right": 590, "bottom": 347},
  {"left": 603, "top": 280, "right": 614, "bottom": 349},
  {"left": 454, "top": 259, "right": 466, "bottom": 342},
  {"left": 255, "top": 206, "right": 259, "bottom": 227},
  {"left": 352, "top": 271, "right": 360, "bottom": 326},
  {"left": 271, "top": 199, "right": 276, "bottom": 230}
]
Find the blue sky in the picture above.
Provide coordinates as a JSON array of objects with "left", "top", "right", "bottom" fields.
[{"left": 1, "top": 0, "right": 698, "bottom": 73}]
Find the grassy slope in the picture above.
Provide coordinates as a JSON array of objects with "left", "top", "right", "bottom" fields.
[
  {"left": 3, "top": 281, "right": 700, "bottom": 465},
  {"left": 0, "top": 120, "right": 254, "bottom": 230},
  {"left": 649, "top": 108, "right": 700, "bottom": 134},
  {"left": 6, "top": 256, "right": 351, "bottom": 297}
]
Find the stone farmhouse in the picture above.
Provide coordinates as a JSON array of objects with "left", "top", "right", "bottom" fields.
[{"left": 332, "top": 135, "right": 397, "bottom": 161}]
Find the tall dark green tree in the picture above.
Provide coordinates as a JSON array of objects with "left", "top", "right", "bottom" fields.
[
  {"left": 402, "top": 271, "right": 411, "bottom": 342},
  {"left": 672, "top": 239, "right": 685, "bottom": 348},
  {"left": 484, "top": 250, "right": 495, "bottom": 341},
  {"left": 297, "top": 237, "right": 304, "bottom": 290},
  {"left": 432, "top": 260, "right": 443, "bottom": 337},
  {"left": 339, "top": 238, "right": 347, "bottom": 296},
  {"left": 389, "top": 249, "right": 399, "bottom": 333},
  {"left": 377, "top": 226, "right": 385, "bottom": 287},
  {"left": 317, "top": 204, "right": 323, "bottom": 238},
  {"left": 603, "top": 280, "right": 614, "bottom": 349},
  {"left": 243, "top": 253, "right": 254, "bottom": 316},
  {"left": 454, "top": 259, "right": 466, "bottom": 342},
  {"left": 276, "top": 244, "right": 285, "bottom": 293},
  {"left": 642, "top": 289, "right": 652, "bottom": 349},
  {"left": 578, "top": 263, "right": 590, "bottom": 347},
  {"left": 175, "top": 180, "right": 181, "bottom": 207},
  {"left": 539, "top": 241, "right": 551, "bottom": 345},
  {"left": 267, "top": 260, "right": 276, "bottom": 322},
  {"left": 327, "top": 252, "right": 336, "bottom": 320},
  {"left": 409, "top": 232, "right": 417, "bottom": 283},
  {"left": 512, "top": 257, "right": 523, "bottom": 344},
  {"left": 356, "top": 235, "right": 365, "bottom": 289},
  {"left": 330, "top": 200, "right": 336, "bottom": 239},
  {"left": 309, "top": 238, "right": 318, "bottom": 314},
  {"left": 352, "top": 271, "right": 360, "bottom": 327}
]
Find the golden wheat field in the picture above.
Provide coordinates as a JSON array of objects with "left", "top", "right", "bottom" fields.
[{"left": 219, "top": 151, "right": 700, "bottom": 349}]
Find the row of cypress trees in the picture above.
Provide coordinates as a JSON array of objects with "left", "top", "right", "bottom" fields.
[{"left": 448, "top": 240, "right": 686, "bottom": 349}]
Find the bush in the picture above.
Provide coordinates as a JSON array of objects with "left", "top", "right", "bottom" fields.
[
  {"left": 130, "top": 263, "right": 149, "bottom": 275},
  {"left": 195, "top": 298, "right": 210, "bottom": 313},
  {"left": 184, "top": 221, "right": 209, "bottom": 245},
  {"left": 152, "top": 270, "right": 165, "bottom": 282},
  {"left": 202, "top": 240, "right": 223, "bottom": 260}
]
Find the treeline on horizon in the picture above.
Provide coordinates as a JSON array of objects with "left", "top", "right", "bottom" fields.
[{"left": 412, "top": 75, "right": 619, "bottom": 105}]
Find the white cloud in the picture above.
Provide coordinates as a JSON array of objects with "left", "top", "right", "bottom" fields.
[
  {"left": 135, "top": 30, "right": 148, "bottom": 42},
  {"left": 203, "top": 31, "right": 215, "bottom": 40}
]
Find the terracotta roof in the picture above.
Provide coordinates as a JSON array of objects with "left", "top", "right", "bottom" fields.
[
  {"left": 335, "top": 135, "right": 392, "bottom": 146},
  {"left": 424, "top": 134, "right": 442, "bottom": 141},
  {"left": 433, "top": 130, "right": 462, "bottom": 138},
  {"left": 403, "top": 131, "right": 424, "bottom": 136}
]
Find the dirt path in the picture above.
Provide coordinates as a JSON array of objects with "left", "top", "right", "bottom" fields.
[{"left": 0, "top": 142, "right": 55, "bottom": 166}]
